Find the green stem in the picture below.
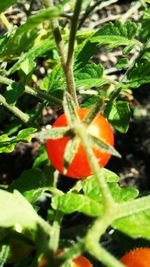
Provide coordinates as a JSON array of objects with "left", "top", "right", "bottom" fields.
[
  {"left": 0, "top": 94, "right": 30, "bottom": 125},
  {"left": 90, "top": 244, "right": 125, "bottom": 267},
  {"left": 0, "top": 13, "right": 12, "bottom": 30},
  {"left": 24, "top": 86, "right": 62, "bottom": 106},
  {"left": 67, "top": 0, "right": 83, "bottom": 65},
  {"left": 65, "top": 0, "right": 83, "bottom": 107},
  {"left": 78, "top": 0, "right": 102, "bottom": 29},
  {"left": 43, "top": 0, "right": 79, "bottom": 107},
  {"left": 76, "top": 123, "right": 115, "bottom": 208},
  {"left": 0, "top": 75, "right": 62, "bottom": 106},
  {"left": 49, "top": 212, "right": 62, "bottom": 253}
]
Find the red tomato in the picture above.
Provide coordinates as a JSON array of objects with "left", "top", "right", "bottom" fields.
[
  {"left": 46, "top": 108, "right": 114, "bottom": 178},
  {"left": 120, "top": 248, "right": 150, "bottom": 267}
]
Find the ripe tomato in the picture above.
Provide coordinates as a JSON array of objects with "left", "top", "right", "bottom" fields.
[
  {"left": 46, "top": 108, "right": 114, "bottom": 178},
  {"left": 120, "top": 248, "right": 150, "bottom": 267}
]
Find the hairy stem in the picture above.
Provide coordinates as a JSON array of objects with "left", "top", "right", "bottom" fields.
[
  {"left": 0, "top": 75, "right": 62, "bottom": 106},
  {"left": 0, "top": 94, "right": 30, "bottom": 125},
  {"left": 43, "top": 0, "right": 79, "bottom": 106}
]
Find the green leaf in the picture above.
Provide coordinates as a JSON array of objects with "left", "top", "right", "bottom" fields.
[
  {"left": 116, "top": 58, "right": 129, "bottom": 69},
  {"left": 82, "top": 169, "right": 120, "bottom": 201},
  {"left": 76, "top": 21, "right": 137, "bottom": 68},
  {"left": 0, "top": 28, "right": 38, "bottom": 59},
  {"left": 52, "top": 193, "right": 103, "bottom": 217},
  {"left": 82, "top": 178, "right": 138, "bottom": 203},
  {"left": 140, "top": 9, "right": 150, "bottom": 42},
  {"left": 0, "top": 128, "right": 36, "bottom": 154},
  {"left": 32, "top": 145, "right": 48, "bottom": 168},
  {"left": 8, "top": 38, "right": 54, "bottom": 74},
  {"left": 123, "top": 61, "right": 150, "bottom": 88},
  {"left": 113, "top": 209, "right": 150, "bottom": 240},
  {"left": 75, "top": 63, "right": 107, "bottom": 90},
  {"left": 33, "top": 127, "right": 70, "bottom": 142},
  {"left": 64, "top": 137, "right": 80, "bottom": 173},
  {"left": 40, "top": 65, "right": 65, "bottom": 92},
  {"left": 105, "top": 101, "right": 131, "bottom": 133},
  {"left": 9, "top": 169, "right": 52, "bottom": 203},
  {"left": 20, "top": 58, "right": 36, "bottom": 76},
  {"left": 109, "top": 183, "right": 139, "bottom": 203},
  {"left": 90, "top": 21, "right": 137, "bottom": 50},
  {"left": 4, "top": 82, "right": 25, "bottom": 105},
  {"left": 0, "top": 190, "right": 39, "bottom": 229},
  {"left": 89, "top": 134, "right": 121, "bottom": 157},
  {"left": 0, "top": 0, "right": 18, "bottom": 12},
  {"left": 0, "top": 134, "right": 14, "bottom": 153}
]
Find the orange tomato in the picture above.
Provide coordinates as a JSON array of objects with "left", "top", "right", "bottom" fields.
[{"left": 120, "top": 248, "right": 150, "bottom": 267}]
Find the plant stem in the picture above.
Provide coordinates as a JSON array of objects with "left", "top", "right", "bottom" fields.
[
  {"left": 0, "top": 94, "right": 30, "bottom": 125},
  {"left": 116, "top": 194, "right": 150, "bottom": 219},
  {"left": 85, "top": 211, "right": 125, "bottom": 267},
  {"left": 90, "top": 244, "right": 125, "bottom": 267},
  {"left": 67, "top": 0, "right": 83, "bottom": 65},
  {"left": 43, "top": 0, "right": 79, "bottom": 107},
  {"left": 65, "top": 0, "right": 83, "bottom": 107},
  {"left": 24, "top": 86, "right": 62, "bottom": 106},
  {"left": 49, "top": 212, "right": 62, "bottom": 253},
  {"left": 0, "top": 13, "right": 12, "bottom": 30}
]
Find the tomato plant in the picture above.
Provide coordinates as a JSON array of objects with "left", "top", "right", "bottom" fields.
[
  {"left": 46, "top": 108, "right": 114, "bottom": 178},
  {"left": 120, "top": 248, "right": 150, "bottom": 267},
  {"left": 0, "top": 0, "right": 150, "bottom": 267}
]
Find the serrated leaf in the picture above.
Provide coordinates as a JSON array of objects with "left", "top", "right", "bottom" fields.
[
  {"left": 33, "top": 127, "right": 70, "bottom": 142},
  {"left": 76, "top": 21, "right": 137, "bottom": 69},
  {"left": 8, "top": 38, "right": 54, "bottom": 74},
  {"left": 109, "top": 183, "right": 139, "bottom": 203},
  {"left": 0, "top": 28, "right": 38, "bottom": 59},
  {"left": 116, "top": 58, "right": 129, "bottom": 69},
  {"left": 90, "top": 21, "right": 137, "bottom": 50},
  {"left": 105, "top": 101, "right": 131, "bottom": 133},
  {"left": 52, "top": 193, "right": 103, "bottom": 217},
  {"left": 0, "top": 128, "right": 36, "bottom": 154},
  {"left": 0, "top": 190, "right": 39, "bottom": 229},
  {"left": 9, "top": 169, "right": 52, "bottom": 203},
  {"left": 113, "top": 209, "right": 150, "bottom": 240},
  {"left": 75, "top": 63, "right": 107, "bottom": 90},
  {"left": 0, "top": 0, "right": 18, "bottom": 12},
  {"left": 140, "top": 8, "right": 150, "bottom": 42},
  {"left": 40, "top": 65, "right": 65, "bottom": 92},
  {"left": 123, "top": 61, "right": 150, "bottom": 88},
  {"left": 4, "top": 82, "right": 25, "bottom": 105},
  {"left": 64, "top": 137, "right": 80, "bottom": 174},
  {"left": 63, "top": 92, "right": 79, "bottom": 126},
  {"left": 89, "top": 134, "right": 121, "bottom": 157},
  {"left": 83, "top": 179, "right": 138, "bottom": 203},
  {"left": 82, "top": 169, "right": 120, "bottom": 201}
]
